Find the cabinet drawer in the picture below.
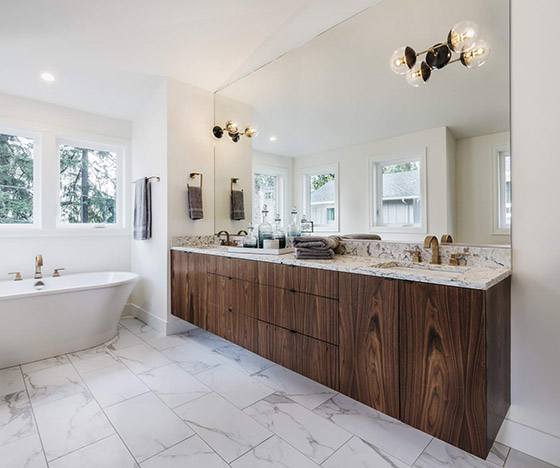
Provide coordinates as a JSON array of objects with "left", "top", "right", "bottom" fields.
[
  {"left": 207, "top": 274, "right": 258, "bottom": 318},
  {"left": 258, "top": 284, "right": 338, "bottom": 344},
  {"left": 257, "top": 262, "right": 338, "bottom": 299},
  {"left": 206, "top": 303, "right": 258, "bottom": 353},
  {"left": 257, "top": 320, "right": 339, "bottom": 389},
  {"left": 207, "top": 256, "right": 258, "bottom": 282}
]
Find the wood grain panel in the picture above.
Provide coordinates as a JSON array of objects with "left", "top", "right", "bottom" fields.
[
  {"left": 170, "top": 250, "right": 189, "bottom": 321},
  {"left": 230, "top": 258, "right": 259, "bottom": 282},
  {"left": 300, "top": 336, "right": 339, "bottom": 389},
  {"left": 188, "top": 253, "right": 208, "bottom": 328},
  {"left": 485, "top": 277, "right": 511, "bottom": 454},
  {"left": 207, "top": 274, "right": 228, "bottom": 308},
  {"left": 231, "top": 309, "right": 258, "bottom": 353},
  {"left": 257, "top": 262, "right": 338, "bottom": 298},
  {"left": 206, "top": 303, "right": 232, "bottom": 341},
  {"left": 339, "top": 273, "right": 399, "bottom": 418},
  {"left": 257, "top": 321, "right": 299, "bottom": 371},
  {"left": 258, "top": 285, "right": 338, "bottom": 344},
  {"left": 207, "top": 274, "right": 258, "bottom": 318},
  {"left": 207, "top": 255, "right": 231, "bottom": 277},
  {"left": 400, "top": 281, "right": 487, "bottom": 458}
]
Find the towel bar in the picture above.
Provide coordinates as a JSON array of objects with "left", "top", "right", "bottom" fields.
[
  {"left": 188, "top": 173, "right": 203, "bottom": 188},
  {"left": 231, "top": 178, "right": 242, "bottom": 192},
  {"left": 133, "top": 176, "right": 160, "bottom": 183}
]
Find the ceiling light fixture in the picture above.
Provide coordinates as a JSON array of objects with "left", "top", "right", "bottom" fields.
[
  {"left": 390, "top": 21, "right": 490, "bottom": 87},
  {"left": 41, "top": 72, "right": 55, "bottom": 82},
  {"left": 269, "top": 136, "right": 277, "bottom": 142},
  {"left": 213, "top": 121, "right": 258, "bottom": 143}
]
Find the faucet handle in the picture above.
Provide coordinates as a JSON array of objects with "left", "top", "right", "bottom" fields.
[
  {"left": 8, "top": 272, "right": 22, "bottom": 281},
  {"left": 52, "top": 268, "right": 65, "bottom": 278},
  {"left": 449, "top": 253, "right": 470, "bottom": 266},
  {"left": 404, "top": 249, "right": 421, "bottom": 263}
]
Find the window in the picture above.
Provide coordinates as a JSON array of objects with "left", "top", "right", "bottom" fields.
[
  {"left": 494, "top": 146, "right": 511, "bottom": 234},
  {"left": 253, "top": 166, "right": 285, "bottom": 226},
  {"left": 0, "top": 131, "right": 35, "bottom": 225},
  {"left": 302, "top": 165, "right": 339, "bottom": 232},
  {"left": 58, "top": 140, "right": 122, "bottom": 227},
  {"left": 371, "top": 153, "right": 427, "bottom": 233}
]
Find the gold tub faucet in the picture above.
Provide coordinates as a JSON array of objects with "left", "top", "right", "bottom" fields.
[{"left": 35, "top": 254, "right": 43, "bottom": 279}]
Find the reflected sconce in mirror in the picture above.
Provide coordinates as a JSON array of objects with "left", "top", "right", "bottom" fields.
[
  {"left": 390, "top": 21, "right": 490, "bottom": 87},
  {"left": 213, "top": 121, "right": 258, "bottom": 143}
]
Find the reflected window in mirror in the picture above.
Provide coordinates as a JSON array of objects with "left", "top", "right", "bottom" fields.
[
  {"left": 301, "top": 164, "right": 339, "bottom": 232},
  {"left": 371, "top": 153, "right": 427, "bottom": 233},
  {"left": 253, "top": 166, "right": 286, "bottom": 226},
  {"left": 494, "top": 146, "right": 511, "bottom": 235}
]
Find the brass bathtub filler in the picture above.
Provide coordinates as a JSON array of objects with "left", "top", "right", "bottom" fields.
[{"left": 35, "top": 254, "right": 43, "bottom": 279}]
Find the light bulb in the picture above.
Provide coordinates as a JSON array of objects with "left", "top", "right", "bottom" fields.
[
  {"left": 406, "top": 62, "right": 431, "bottom": 87},
  {"left": 447, "top": 21, "right": 479, "bottom": 53},
  {"left": 460, "top": 40, "right": 490, "bottom": 68},
  {"left": 244, "top": 126, "right": 258, "bottom": 138},
  {"left": 41, "top": 72, "right": 55, "bottom": 82},
  {"left": 225, "top": 121, "right": 239, "bottom": 134},
  {"left": 390, "top": 46, "right": 416, "bottom": 75}
]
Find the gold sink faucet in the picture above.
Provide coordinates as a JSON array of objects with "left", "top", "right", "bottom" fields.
[
  {"left": 35, "top": 254, "right": 43, "bottom": 279},
  {"left": 423, "top": 236, "right": 441, "bottom": 265},
  {"left": 216, "top": 230, "right": 231, "bottom": 246}
]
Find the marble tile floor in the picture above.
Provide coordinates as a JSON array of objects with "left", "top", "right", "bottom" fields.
[{"left": 0, "top": 316, "right": 556, "bottom": 468}]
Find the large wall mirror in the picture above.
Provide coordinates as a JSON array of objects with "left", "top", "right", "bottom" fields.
[{"left": 214, "top": 0, "right": 510, "bottom": 246}]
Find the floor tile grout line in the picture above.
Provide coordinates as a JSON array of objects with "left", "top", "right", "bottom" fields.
[
  {"left": 135, "top": 433, "right": 196, "bottom": 464},
  {"left": 319, "top": 435, "right": 354, "bottom": 466},
  {"left": 227, "top": 434, "right": 276, "bottom": 465},
  {"left": 46, "top": 433, "right": 117, "bottom": 465},
  {"left": 18, "top": 364, "right": 49, "bottom": 467},
  {"left": 408, "top": 436, "right": 434, "bottom": 467},
  {"left": 65, "top": 355, "right": 141, "bottom": 466}
]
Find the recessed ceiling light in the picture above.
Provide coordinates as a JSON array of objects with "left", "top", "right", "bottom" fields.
[
  {"left": 269, "top": 136, "right": 277, "bottom": 141},
  {"left": 41, "top": 72, "right": 55, "bottom": 82}
]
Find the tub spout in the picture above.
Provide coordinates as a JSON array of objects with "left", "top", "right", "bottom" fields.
[{"left": 35, "top": 255, "right": 43, "bottom": 279}]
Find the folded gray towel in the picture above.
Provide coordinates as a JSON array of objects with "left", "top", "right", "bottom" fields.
[
  {"left": 188, "top": 186, "right": 203, "bottom": 220},
  {"left": 295, "top": 248, "right": 335, "bottom": 259},
  {"left": 230, "top": 190, "right": 245, "bottom": 221},
  {"left": 342, "top": 234, "right": 382, "bottom": 240},
  {"left": 133, "top": 178, "right": 152, "bottom": 240},
  {"left": 292, "top": 236, "right": 340, "bottom": 251}
]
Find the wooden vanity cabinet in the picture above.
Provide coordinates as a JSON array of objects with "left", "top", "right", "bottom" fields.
[{"left": 170, "top": 251, "right": 510, "bottom": 460}]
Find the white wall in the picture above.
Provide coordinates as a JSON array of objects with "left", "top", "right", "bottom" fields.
[
  {"left": 129, "top": 78, "right": 216, "bottom": 333},
  {"left": 497, "top": 1, "right": 560, "bottom": 464},
  {"left": 0, "top": 93, "right": 131, "bottom": 281},
  {"left": 293, "top": 126, "right": 453, "bottom": 241},
  {"left": 456, "top": 131, "right": 511, "bottom": 245}
]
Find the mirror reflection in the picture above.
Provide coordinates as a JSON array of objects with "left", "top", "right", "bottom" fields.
[{"left": 214, "top": 0, "right": 510, "bottom": 246}]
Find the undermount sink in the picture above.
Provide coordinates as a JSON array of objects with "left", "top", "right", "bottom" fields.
[{"left": 377, "top": 260, "right": 469, "bottom": 277}]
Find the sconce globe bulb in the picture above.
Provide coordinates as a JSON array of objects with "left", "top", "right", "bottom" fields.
[
  {"left": 390, "top": 46, "right": 416, "bottom": 75},
  {"left": 460, "top": 40, "right": 490, "bottom": 68},
  {"left": 225, "top": 120, "right": 239, "bottom": 134},
  {"left": 244, "top": 126, "right": 258, "bottom": 138},
  {"left": 447, "top": 21, "right": 479, "bottom": 53},
  {"left": 406, "top": 61, "right": 431, "bottom": 87}
]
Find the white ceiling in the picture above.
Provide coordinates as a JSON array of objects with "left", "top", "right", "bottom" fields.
[
  {"left": 218, "top": 0, "right": 510, "bottom": 156},
  {"left": 0, "top": 0, "right": 380, "bottom": 120}
]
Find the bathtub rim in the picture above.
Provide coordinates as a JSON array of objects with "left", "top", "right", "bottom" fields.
[{"left": 0, "top": 271, "right": 139, "bottom": 302}]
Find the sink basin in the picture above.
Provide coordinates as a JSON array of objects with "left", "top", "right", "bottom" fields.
[{"left": 377, "top": 260, "right": 469, "bottom": 278}]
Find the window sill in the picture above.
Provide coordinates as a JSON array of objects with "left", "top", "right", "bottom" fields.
[
  {"left": 370, "top": 225, "right": 427, "bottom": 234},
  {"left": 0, "top": 228, "right": 130, "bottom": 239}
]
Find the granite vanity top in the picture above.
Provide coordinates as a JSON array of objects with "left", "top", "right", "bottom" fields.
[{"left": 171, "top": 246, "right": 511, "bottom": 290}]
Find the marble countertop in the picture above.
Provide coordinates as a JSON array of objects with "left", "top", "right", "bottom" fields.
[{"left": 171, "top": 246, "right": 511, "bottom": 290}]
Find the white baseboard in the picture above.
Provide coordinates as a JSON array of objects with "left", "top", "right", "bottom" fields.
[
  {"left": 123, "top": 303, "right": 166, "bottom": 333},
  {"left": 497, "top": 418, "right": 560, "bottom": 466}
]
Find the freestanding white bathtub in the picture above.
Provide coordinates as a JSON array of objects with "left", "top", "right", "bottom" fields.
[{"left": 0, "top": 272, "right": 138, "bottom": 369}]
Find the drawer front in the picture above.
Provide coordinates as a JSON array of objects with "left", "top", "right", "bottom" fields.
[
  {"left": 207, "top": 274, "right": 258, "bottom": 318},
  {"left": 257, "top": 320, "right": 339, "bottom": 389},
  {"left": 258, "top": 284, "right": 339, "bottom": 344},
  {"left": 207, "top": 256, "right": 258, "bottom": 282},
  {"left": 207, "top": 303, "right": 258, "bottom": 353},
  {"left": 257, "top": 262, "right": 339, "bottom": 298}
]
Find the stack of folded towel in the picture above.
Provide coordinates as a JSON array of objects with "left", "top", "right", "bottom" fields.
[{"left": 292, "top": 236, "right": 340, "bottom": 259}]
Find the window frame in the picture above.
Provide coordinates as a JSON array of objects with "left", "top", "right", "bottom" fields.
[
  {"left": 301, "top": 163, "right": 340, "bottom": 233},
  {"left": 369, "top": 150, "right": 427, "bottom": 234},
  {"left": 0, "top": 125, "right": 41, "bottom": 230},
  {"left": 56, "top": 136, "right": 125, "bottom": 231},
  {"left": 252, "top": 165, "right": 288, "bottom": 225},
  {"left": 492, "top": 144, "right": 511, "bottom": 236}
]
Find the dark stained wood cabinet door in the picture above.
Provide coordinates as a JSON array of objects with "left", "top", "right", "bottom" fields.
[
  {"left": 339, "top": 273, "right": 399, "bottom": 418},
  {"left": 400, "top": 281, "right": 487, "bottom": 458},
  {"left": 188, "top": 253, "right": 208, "bottom": 328},
  {"left": 207, "top": 255, "right": 231, "bottom": 277},
  {"left": 300, "top": 336, "right": 339, "bottom": 390},
  {"left": 207, "top": 274, "right": 228, "bottom": 308},
  {"left": 228, "top": 278, "right": 258, "bottom": 318},
  {"left": 229, "top": 258, "right": 258, "bottom": 283},
  {"left": 170, "top": 250, "right": 189, "bottom": 321},
  {"left": 206, "top": 303, "right": 232, "bottom": 342}
]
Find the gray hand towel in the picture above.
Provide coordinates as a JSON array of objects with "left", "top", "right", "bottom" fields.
[
  {"left": 188, "top": 186, "right": 203, "bottom": 220},
  {"left": 294, "top": 248, "right": 335, "bottom": 259},
  {"left": 230, "top": 190, "right": 245, "bottom": 220},
  {"left": 292, "top": 236, "right": 340, "bottom": 251},
  {"left": 133, "top": 177, "right": 152, "bottom": 240}
]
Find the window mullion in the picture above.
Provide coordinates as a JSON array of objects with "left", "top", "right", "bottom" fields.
[{"left": 40, "top": 132, "right": 58, "bottom": 230}]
